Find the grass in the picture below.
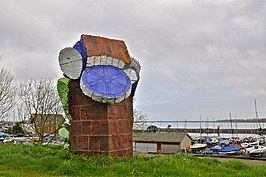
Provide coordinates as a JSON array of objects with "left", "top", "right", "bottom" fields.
[{"left": 0, "top": 144, "right": 265, "bottom": 177}]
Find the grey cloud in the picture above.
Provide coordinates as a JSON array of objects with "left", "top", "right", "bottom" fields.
[{"left": 1, "top": 0, "right": 266, "bottom": 120}]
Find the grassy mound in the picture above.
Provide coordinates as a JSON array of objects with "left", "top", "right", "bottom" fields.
[{"left": 0, "top": 144, "right": 265, "bottom": 177}]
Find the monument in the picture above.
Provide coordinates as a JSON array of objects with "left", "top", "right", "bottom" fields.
[{"left": 57, "top": 34, "right": 140, "bottom": 158}]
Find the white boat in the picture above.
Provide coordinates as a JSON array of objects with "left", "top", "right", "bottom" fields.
[
  {"left": 245, "top": 146, "right": 255, "bottom": 154},
  {"left": 241, "top": 140, "right": 259, "bottom": 148},
  {"left": 210, "top": 138, "right": 219, "bottom": 144},
  {"left": 249, "top": 146, "right": 266, "bottom": 156},
  {"left": 219, "top": 139, "right": 230, "bottom": 146},
  {"left": 3, "top": 137, "right": 28, "bottom": 144},
  {"left": 190, "top": 143, "right": 207, "bottom": 149}
]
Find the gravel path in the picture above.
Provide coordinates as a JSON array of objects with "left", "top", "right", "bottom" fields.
[{"left": 215, "top": 157, "right": 266, "bottom": 166}]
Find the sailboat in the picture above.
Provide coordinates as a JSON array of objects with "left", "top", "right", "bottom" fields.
[
  {"left": 254, "top": 99, "right": 263, "bottom": 136},
  {"left": 189, "top": 115, "right": 207, "bottom": 152},
  {"left": 241, "top": 140, "right": 259, "bottom": 148},
  {"left": 244, "top": 100, "right": 266, "bottom": 156}
]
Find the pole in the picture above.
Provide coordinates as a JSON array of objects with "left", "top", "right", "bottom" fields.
[
  {"left": 200, "top": 114, "right": 202, "bottom": 138},
  {"left": 254, "top": 99, "right": 262, "bottom": 135},
  {"left": 230, "top": 113, "right": 233, "bottom": 137}
]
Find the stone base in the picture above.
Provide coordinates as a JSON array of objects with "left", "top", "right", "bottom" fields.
[{"left": 68, "top": 80, "right": 133, "bottom": 158}]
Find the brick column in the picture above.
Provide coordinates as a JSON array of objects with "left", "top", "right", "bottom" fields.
[{"left": 68, "top": 79, "right": 133, "bottom": 158}]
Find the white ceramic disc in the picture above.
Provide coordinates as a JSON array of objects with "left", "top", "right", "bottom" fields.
[{"left": 59, "top": 47, "right": 83, "bottom": 79}]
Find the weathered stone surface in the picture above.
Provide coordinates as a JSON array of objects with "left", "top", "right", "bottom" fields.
[
  {"left": 81, "top": 34, "right": 131, "bottom": 65},
  {"left": 68, "top": 79, "right": 133, "bottom": 158},
  {"left": 123, "top": 67, "right": 138, "bottom": 84},
  {"left": 129, "top": 57, "right": 141, "bottom": 74}
]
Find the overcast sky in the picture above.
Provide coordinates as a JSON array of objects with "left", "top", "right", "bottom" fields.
[{"left": 1, "top": 0, "right": 266, "bottom": 121}]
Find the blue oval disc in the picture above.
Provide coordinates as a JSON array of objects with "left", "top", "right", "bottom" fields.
[{"left": 81, "top": 65, "right": 131, "bottom": 99}]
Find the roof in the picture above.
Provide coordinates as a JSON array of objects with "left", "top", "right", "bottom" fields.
[{"left": 133, "top": 132, "right": 192, "bottom": 143}]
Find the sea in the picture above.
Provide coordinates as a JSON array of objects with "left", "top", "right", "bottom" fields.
[{"left": 143, "top": 121, "right": 266, "bottom": 139}]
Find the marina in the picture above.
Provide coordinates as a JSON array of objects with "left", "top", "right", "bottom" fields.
[{"left": 133, "top": 119, "right": 266, "bottom": 160}]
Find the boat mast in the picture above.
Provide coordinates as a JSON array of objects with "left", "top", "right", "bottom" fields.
[
  {"left": 229, "top": 113, "right": 233, "bottom": 137},
  {"left": 206, "top": 117, "right": 209, "bottom": 137},
  {"left": 200, "top": 114, "right": 202, "bottom": 142},
  {"left": 254, "top": 99, "right": 262, "bottom": 135},
  {"left": 235, "top": 114, "right": 238, "bottom": 136}
]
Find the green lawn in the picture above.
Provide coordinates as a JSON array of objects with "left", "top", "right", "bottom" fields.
[{"left": 0, "top": 144, "right": 265, "bottom": 177}]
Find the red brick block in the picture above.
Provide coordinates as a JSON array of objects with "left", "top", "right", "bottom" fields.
[
  {"left": 109, "top": 121, "right": 118, "bottom": 135},
  {"left": 89, "top": 136, "right": 100, "bottom": 151},
  {"left": 81, "top": 121, "right": 92, "bottom": 135},
  {"left": 70, "top": 121, "right": 81, "bottom": 136},
  {"left": 70, "top": 135, "right": 78, "bottom": 151},
  {"left": 109, "top": 149, "right": 132, "bottom": 158},
  {"left": 69, "top": 79, "right": 133, "bottom": 158},
  {"left": 80, "top": 105, "right": 107, "bottom": 121},
  {"left": 100, "top": 121, "right": 109, "bottom": 135},
  {"left": 109, "top": 135, "right": 121, "bottom": 151},
  {"left": 81, "top": 34, "right": 131, "bottom": 64},
  {"left": 99, "top": 136, "right": 109, "bottom": 151},
  {"left": 121, "top": 134, "right": 132, "bottom": 149},
  {"left": 107, "top": 105, "right": 131, "bottom": 120},
  {"left": 90, "top": 121, "right": 109, "bottom": 135},
  {"left": 117, "top": 120, "right": 132, "bottom": 134},
  {"left": 78, "top": 136, "right": 89, "bottom": 150}
]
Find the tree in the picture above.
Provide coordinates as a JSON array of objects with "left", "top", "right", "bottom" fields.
[
  {"left": 17, "top": 78, "right": 64, "bottom": 144},
  {"left": 133, "top": 108, "right": 148, "bottom": 130},
  {"left": 7, "top": 122, "right": 24, "bottom": 134},
  {"left": 0, "top": 68, "right": 16, "bottom": 120}
]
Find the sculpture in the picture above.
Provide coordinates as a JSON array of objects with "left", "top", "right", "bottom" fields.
[{"left": 57, "top": 34, "right": 140, "bottom": 158}]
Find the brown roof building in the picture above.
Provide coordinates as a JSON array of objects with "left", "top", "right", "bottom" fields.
[
  {"left": 30, "top": 114, "right": 64, "bottom": 134},
  {"left": 133, "top": 132, "right": 192, "bottom": 154}
]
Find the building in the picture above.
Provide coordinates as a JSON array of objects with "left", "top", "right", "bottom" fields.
[
  {"left": 30, "top": 114, "right": 64, "bottom": 134},
  {"left": 133, "top": 132, "right": 192, "bottom": 154}
]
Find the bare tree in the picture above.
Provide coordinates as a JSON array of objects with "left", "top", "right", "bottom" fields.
[
  {"left": 133, "top": 108, "right": 148, "bottom": 130},
  {"left": 0, "top": 68, "right": 16, "bottom": 120},
  {"left": 17, "top": 78, "right": 64, "bottom": 144}
]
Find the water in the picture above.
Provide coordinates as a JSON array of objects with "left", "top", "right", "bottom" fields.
[
  {"left": 145, "top": 121, "right": 265, "bottom": 130},
  {"left": 143, "top": 121, "right": 265, "bottom": 139},
  {"left": 188, "top": 133, "right": 260, "bottom": 139}
]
